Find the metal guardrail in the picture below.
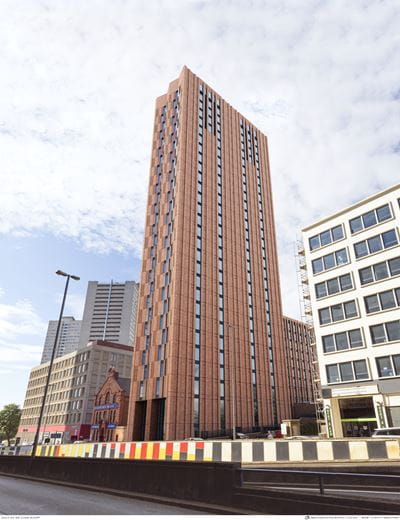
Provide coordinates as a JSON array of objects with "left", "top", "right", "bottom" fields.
[{"left": 242, "top": 468, "right": 400, "bottom": 495}]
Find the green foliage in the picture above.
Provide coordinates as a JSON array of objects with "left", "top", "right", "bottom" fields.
[{"left": 0, "top": 404, "right": 21, "bottom": 445}]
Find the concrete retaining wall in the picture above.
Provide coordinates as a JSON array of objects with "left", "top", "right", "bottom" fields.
[{"left": 17, "top": 438, "right": 400, "bottom": 463}]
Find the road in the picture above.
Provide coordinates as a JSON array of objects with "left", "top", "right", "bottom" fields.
[{"left": 0, "top": 475, "right": 206, "bottom": 515}]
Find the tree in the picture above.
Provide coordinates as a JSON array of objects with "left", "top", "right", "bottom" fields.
[{"left": 0, "top": 404, "right": 21, "bottom": 446}]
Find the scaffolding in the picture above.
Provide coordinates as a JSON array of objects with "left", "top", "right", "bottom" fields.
[{"left": 295, "top": 239, "right": 325, "bottom": 436}]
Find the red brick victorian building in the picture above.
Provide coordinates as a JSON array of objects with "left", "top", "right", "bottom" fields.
[{"left": 90, "top": 368, "right": 131, "bottom": 442}]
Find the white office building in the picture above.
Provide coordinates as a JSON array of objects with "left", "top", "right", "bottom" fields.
[
  {"left": 41, "top": 317, "right": 82, "bottom": 364},
  {"left": 79, "top": 281, "right": 139, "bottom": 349},
  {"left": 301, "top": 183, "right": 400, "bottom": 438}
]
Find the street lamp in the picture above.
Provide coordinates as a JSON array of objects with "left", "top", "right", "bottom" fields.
[{"left": 31, "top": 270, "right": 80, "bottom": 457}]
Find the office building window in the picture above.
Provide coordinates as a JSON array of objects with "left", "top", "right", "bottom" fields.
[
  {"left": 349, "top": 203, "right": 392, "bottom": 234},
  {"left": 309, "top": 225, "right": 344, "bottom": 251},
  {"left": 370, "top": 320, "right": 400, "bottom": 345},
  {"left": 354, "top": 230, "right": 398, "bottom": 259},
  {"left": 326, "top": 359, "right": 369, "bottom": 383}
]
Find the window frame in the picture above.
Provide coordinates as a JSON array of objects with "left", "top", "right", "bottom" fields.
[{"left": 349, "top": 203, "right": 393, "bottom": 235}]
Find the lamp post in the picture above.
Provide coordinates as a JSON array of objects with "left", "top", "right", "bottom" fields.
[
  {"left": 227, "top": 323, "right": 236, "bottom": 440},
  {"left": 31, "top": 270, "right": 80, "bottom": 457}
]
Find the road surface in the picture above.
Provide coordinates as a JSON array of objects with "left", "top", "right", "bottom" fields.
[{"left": 0, "top": 475, "right": 206, "bottom": 515}]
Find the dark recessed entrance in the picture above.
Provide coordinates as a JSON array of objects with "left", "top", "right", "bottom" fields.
[{"left": 339, "top": 397, "right": 377, "bottom": 437}]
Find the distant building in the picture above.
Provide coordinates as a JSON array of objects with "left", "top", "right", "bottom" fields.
[
  {"left": 282, "top": 315, "right": 316, "bottom": 415},
  {"left": 90, "top": 368, "right": 131, "bottom": 443},
  {"left": 41, "top": 316, "right": 82, "bottom": 364},
  {"left": 18, "top": 340, "right": 133, "bottom": 444},
  {"left": 302, "top": 183, "right": 400, "bottom": 437},
  {"left": 79, "top": 281, "right": 139, "bottom": 349}
]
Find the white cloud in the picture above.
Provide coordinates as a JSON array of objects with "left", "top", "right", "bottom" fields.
[
  {"left": 0, "top": 299, "right": 47, "bottom": 340},
  {"left": 0, "top": 0, "right": 399, "bottom": 319}
]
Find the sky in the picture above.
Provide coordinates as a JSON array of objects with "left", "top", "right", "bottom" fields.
[{"left": 0, "top": 0, "right": 399, "bottom": 409}]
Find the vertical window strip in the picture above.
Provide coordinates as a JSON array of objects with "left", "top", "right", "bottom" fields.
[
  {"left": 240, "top": 121, "right": 259, "bottom": 427},
  {"left": 254, "top": 131, "right": 277, "bottom": 425},
  {"left": 194, "top": 85, "right": 204, "bottom": 436},
  {"left": 216, "top": 99, "right": 225, "bottom": 431}
]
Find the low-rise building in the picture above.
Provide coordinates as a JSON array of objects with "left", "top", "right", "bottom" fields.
[
  {"left": 18, "top": 340, "right": 133, "bottom": 444},
  {"left": 90, "top": 368, "right": 131, "bottom": 443},
  {"left": 301, "top": 183, "right": 400, "bottom": 437}
]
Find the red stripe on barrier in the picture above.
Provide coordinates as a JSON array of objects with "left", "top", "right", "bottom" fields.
[
  {"left": 129, "top": 443, "right": 136, "bottom": 458},
  {"left": 166, "top": 442, "right": 173, "bottom": 457},
  {"left": 181, "top": 442, "right": 188, "bottom": 453},
  {"left": 120, "top": 443, "right": 126, "bottom": 454},
  {"left": 55, "top": 446, "right": 60, "bottom": 457},
  {"left": 111, "top": 443, "right": 116, "bottom": 450},
  {"left": 141, "top": 443, "right": 147, "bottom": 459},
  {"left": 195, "top": 442, "right": 204, "bottom": 450},
  {"left": 153, "top": 443, "right": 160, "bottom": 459}
]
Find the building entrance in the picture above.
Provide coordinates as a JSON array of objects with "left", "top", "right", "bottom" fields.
[{"left": 339, "top": 397, "right": 377, "bottom": 437}]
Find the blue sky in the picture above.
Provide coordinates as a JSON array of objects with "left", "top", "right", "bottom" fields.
[{"left": 0, "top": 0, "right": 399, "bottom": 408}]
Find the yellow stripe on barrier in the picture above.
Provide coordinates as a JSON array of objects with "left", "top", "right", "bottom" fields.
[
  {"left": 146, "top": 442, "right": 153, "bottom": 460},
  {"left": 135, "top": 442, "right": 142, "bottom": 459},
  {"left": 172, "top": 442, "right": 180, "bottom": 460},
  {"left": 159, "top": 442, "right": 166, "bottom": 460}
]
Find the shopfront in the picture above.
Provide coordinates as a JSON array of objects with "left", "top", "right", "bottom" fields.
[{"left": 339, "top": 397, "right": 377, "bottom": 437}]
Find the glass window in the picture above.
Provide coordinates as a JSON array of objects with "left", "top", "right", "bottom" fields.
[
  {"left": 315, "top": 282, "right": 327, "bottom": 299},
  {"left": 331, "top": 304, "right": 344, "bottom": 322},
  {"left": 370, "top": 324, "right": 386, "bottom": 344},
  {"left": 332, "top": 225, "right": 344, "bottom": 241},
  {"left": 393, "top": 355, "right": 400, "bottom": 376},
  {"left": 335, "top": 332, "right": 349, "bottom": 350},
  {"left": 349, "top": 329, "right": 363, "bottom": 348},
  {"left": 324, "top": 253, "right": 335, "bottom": 270},
  {"left": 376, "top": 356, "right": 394, "bottom": 377},
  {"left": 353, "top": 360, "right": 368, "bottom": 380},
  {"left": 344, "top": 300, "right": 357, "bottom": 318},
  {"left": 376, "top": 204, "right": 391, "bottom": 222},
  {"left": 374, "top": 262, "right": 389, "bottom": 281},
  {"left": 359, "top": 267, "right": 374, "bottom": 285},
  {"left": 386, "top": 321, "right": 400, "bottom": 342},
  {"left": 379, "top": 290, "right": 396, "bottom": 310},
  {"left": 336, "top": 249, "right": 348, "bottom": 265},
  {"left": 340, "top": 274, "right": 353, "bottom": 291},
  {"left": 319, "top": 308, "right": 331, "bottom": 325},
  {"left": 354, "top": 241, "right": 368, "bottom": 258},
  {"left": 322, "top": 335, "right": 335, "bottom": 353},
  {"left": 326, "top": 365, "right": 340, "bottom": 383},
  {"left": 320, "top": 230, "right": 332, "bottom": 247},
  {"left": 340, "top": 362, "right": 354, "bottom": 381},
  {"left": 396, "top": 288, "right": 400, "bottom": 305},
  {"left": 350, "top": 216, "right": 363, "bottom": 234},
  {"left": 312, "top": 258, "right": 324, "bottom": 274},
  {"left": 362, "top": 210, "right": 377, "bottom": 228},
  {"left": 382, "top": 230, "right": 398, "bottom": 248},
  {"left": 389, "top": 257, "right": 400, "bottom": 276},
  {"left": 365, "top": 294, "right": 380, "bottom": 314},
  {"left": 368, "top": 235, "right": 383, "bottom": 254},
  {"left": 327, "top": 278, "right": 340, "bottom": 294}
]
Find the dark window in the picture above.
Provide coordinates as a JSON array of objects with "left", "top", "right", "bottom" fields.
[
  {"left": 324, "top": 253, "right": 335, "bottom": 270},
  {"left": 382, "top": 230, "right": 398, "bottom": 248},
  {"left": 319, "top": 308, "right": 331, "bottom": 325},
  {"left": 365, "top": 294, "right": 380, "bottom": 314},
  {"left": 336, "top": 249, "right": 348, "bottom": 265},
  {"left": 315, "top": 282, "right": 327, "bottom": 299},
  {"left": 353, "top": 360, "right": 368, "bottom": 380},
  {"left": 340, "top": 273, "right": 353, "bottom": 291},
  {"left": 389, "top": 257, "right": 400, "bottom": 276},
  {"left": 327, "top": 278, "right": 340, "bottom": 294},
  {"left": 349, "top": 329, "right": 363, "bottom": 348},
  {"left": 359, "top": 266, "right": 374, "bottom": 285},
  {"left": 393, "top": 355, "right": 400, "bottom": 376},
  {"left": 335, "top": 332, "right": 349, "bottom": 350},
  {"left": 374, "top": 262, "right": 389, "bottom": 281},
  {"left": 355, "top": 241, "right": 368, "bottom": 258},
  {"left": 379, "top": 290, "right": 396, "bottom": 310},
  {"left": 376, "top": 356, "right": 394, "bottom": 377},
  {"left": 370, "top": 324, "right": 386, "bottom": 344},
  {"left": 386, "top": 321, "right": 400, "bottom": 342},
  {"left": 376, "top": 204, "right": 391, "bottom": 222},
  {"left": 332, "top": 225, "right": 344, "bottom": 241},
  {"left": 322, "top": 335, "right": 335, "bottom": 353},
  {"left": 340, "top": 362, "right": 353, "bottom": 381},
  {"left": 312, "top": 258, "right": 324, "bottom": 274},
  {"left": 362, "top": 210, "right": 377, "bottom": 228},
  {"left": 326, "top": 365, "right": 340, "bottom": 383},
  {"left": 350, "top": 216, "right": 363, "bottom": 234},
  {"left": 331, "top": 304, "right": 344, "bottom": 322},
  {"left": 344, "top": 300, "right": 357, "bottom": 318},
  {"left": 320, "top": 230, "right": 332, "bottom": 247}
]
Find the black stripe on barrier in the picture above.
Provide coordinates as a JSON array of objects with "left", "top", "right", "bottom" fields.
[
  {"left": 332, "top": 441, "right": 349, "bottom": 460},
  {"left": 100, "top": 445, "right": 107, "bottom": 458},
  {"left": 276, "top": 442, "right": 289, "bottom": 461},
  {"left": 92, "top": 444, "right": 98, "bottom": 458},
  {"left": 303, "top": 441, "right": 317, "bottom": 461},
  {"left": 212, "top": 443, "right": 221, "bottom": 462},
  {"left": 252, "top": 442, "right": 264, "bottom": 462},
  {"left": 231, "top": 442, "right": 242, "bottom": 462},
  {"left": 367, "top": 441, "right": 387, "bottom": 459},
  {"left": 195, "top": 448, "right": 204, "bottom": 461}
]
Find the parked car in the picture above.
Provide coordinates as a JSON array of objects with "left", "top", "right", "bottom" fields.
[
  {"left": 184, "top": 437, "right": 204, "bottom": 441},
  {"left": 372, "top": 427, "right": 400, "bottom": 437},
  {"left": 236, "top": 432, "right": 249, "bottom": 439}
]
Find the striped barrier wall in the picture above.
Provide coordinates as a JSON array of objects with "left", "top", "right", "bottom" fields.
[{"left": 30, "top": 439, "right": 400, "bottom": 463}]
